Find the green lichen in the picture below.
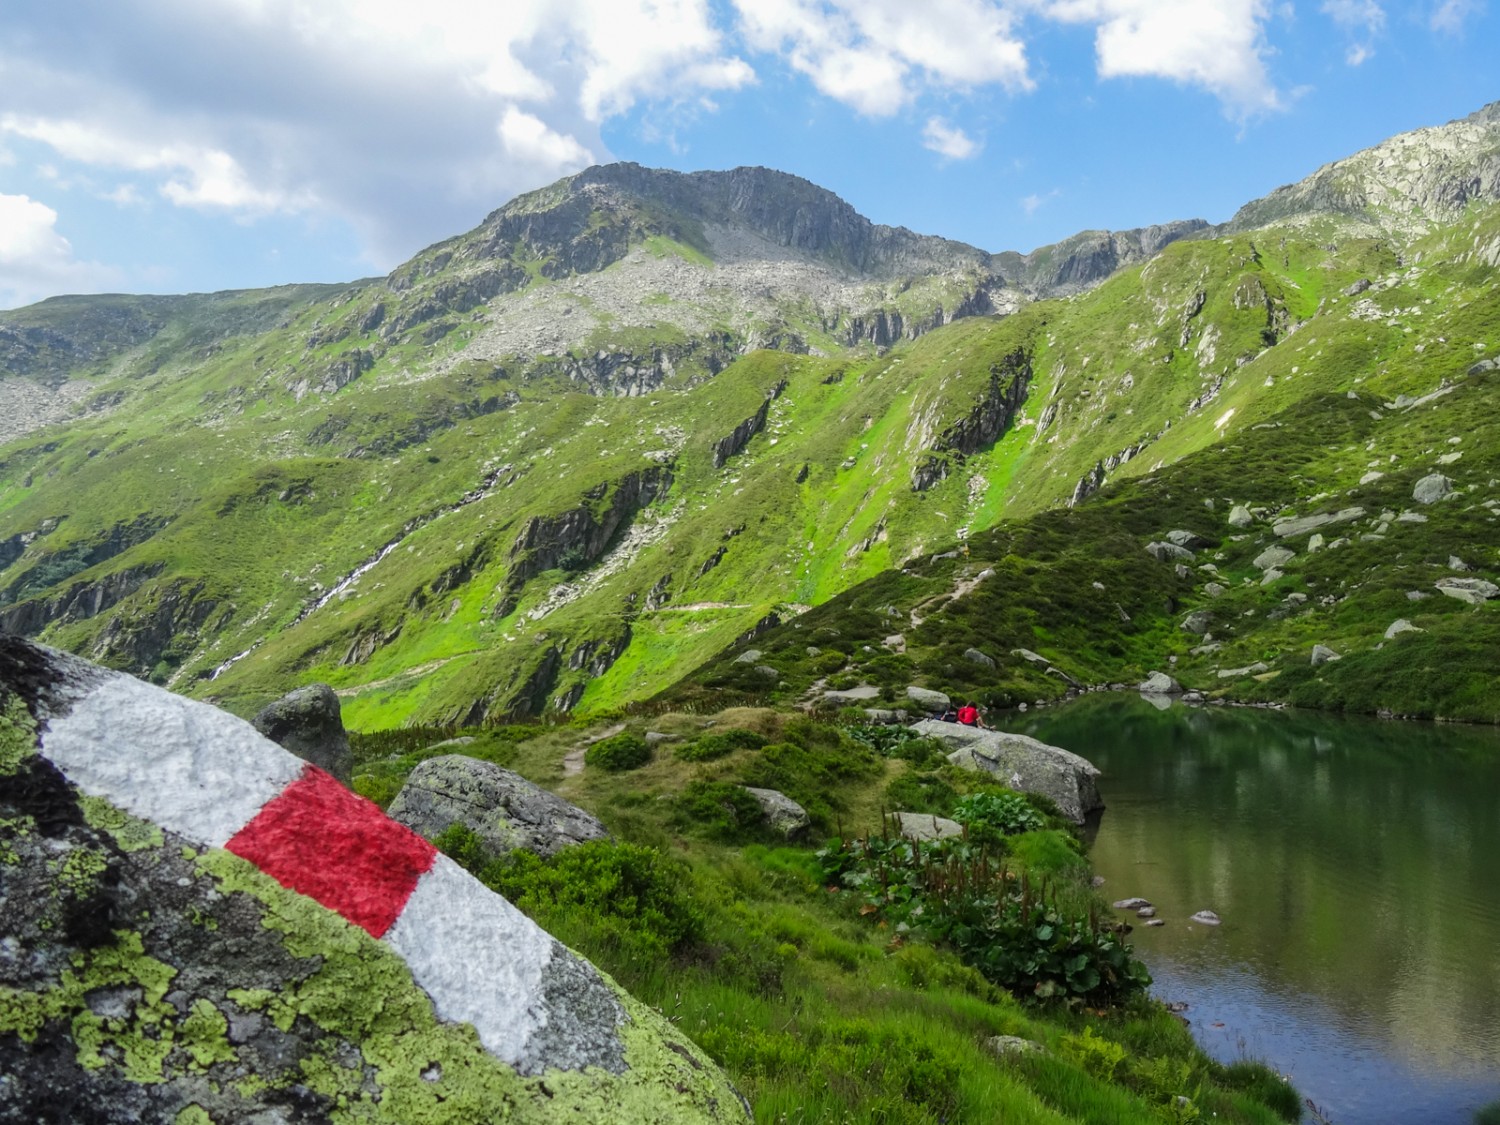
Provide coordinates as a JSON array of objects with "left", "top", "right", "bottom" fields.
[
  {"left": 0, "top": 693, "right": 37, "bottom": 775},
  {"left": 79, "top": 794, "right": 166, "bottom": 853},
  {"left": 194, "top": 847, "right": 747, "bottom": 1122},
  {"left": 180, "top": 999, "right": 236, "bottom": 1069},
  {"left": 0, "top": 814, "right": 31, "bottom": 865},
  {"left": 57, "top": 847, "right": 109, "bottom": 894},
  {"left": 174, "top": 1105, "right": 216, "bottom": 1125}
]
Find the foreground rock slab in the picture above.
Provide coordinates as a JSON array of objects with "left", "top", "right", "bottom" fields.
[
  {"left": 389, "top": 754, "right": 611, "bottom": 859},
  {"left": 910, "top": 720, "right": 1103, "bottom": 824},
  {"left": 0, "top": 637, "right": 747, "bottom": 1124}
]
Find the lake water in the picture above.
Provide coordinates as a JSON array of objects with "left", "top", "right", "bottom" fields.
[{"left": 999, "top": 695, "right": 1500, "bottom": 1125}]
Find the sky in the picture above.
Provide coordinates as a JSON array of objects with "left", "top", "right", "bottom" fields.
[{"left": 0, "top": 0, "right": 1494, "bottom": 310}]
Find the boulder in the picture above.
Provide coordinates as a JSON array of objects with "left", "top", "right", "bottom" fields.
[
  {"left": 1434, "top": 577, "right": 1499, "bottom": 605},
  {"left": 1272, "top": 507, "right": 1364, "bottom": 538},
  {"left": 911, "top": 721, "right": 1103, "bottom": 825},
  {"left": 883, "top": 634, "right": 906, "bottom": 652},
  {"left": 963, "top": 647, "right": 997, "bottom": 669},
  {"left": 1204, "top": 582, "right": 1227, "bottom": 598},
  {"left": 1180, "top": 610, "right": 1213, "bottom": 635},
  {"left": 1139, "top": 672, "right": 1183, "bottom": 695},
  {"left": 821, "top": 685, "right": 881, "bottom": 704},
  {"left": 1165, "top": 530, "right": 1212, "bottom": 549},
  {"left": 1112, "top": 898, "right": 1152, "bottom": 910},
  {"left": 906, "top": 685, "right": 952, "bottom": 712},
  {"left": 1217, "top": 662, "right": 1270, "bottom": 679},
  {"left": 251, "top": 683, "right": 353, "bottom": 784},
  {"left": 985, "top": 1036, "right": 1043, "bottom": 1057},
  {"left": 744, "top": 788, "right": 811, "bottom": 840},
  {"left": 890, "top": 811, "right": 965, "bottom": 841},
  {"left": 1146, "top": 541, "right": 1195, "bottom": 563},
  {"left": 389, "top": 755, "right": 610, "bottom": 860},
  {"left": 1412, "top": 473, "right": 1453, "bottom": 504},
  {"left": 1310, "top": 645, "right": 1341, "bottom": 667},
  {"left": 1384, "top": 619, "right": 1422, "bottom": 639},
  {"left": 1227, "top": 505, "right": 1254, "bottom": 529},
  {"left": 732, "top": 649, "right": 763, "bottom": 664},
  {"left": 0, "top": 636, "right": 747, "bottom": 1124},
  {"left": 1253, "top": 546, "right": 1295, "bottom": 572}
]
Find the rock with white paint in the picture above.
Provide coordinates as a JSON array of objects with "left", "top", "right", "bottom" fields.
[
  {"left": 251, "top": 683, "right": 353, "bottom": 784},
  {"left": 389, "top": 755, "right": 611, "bottom": 860},
  {"left": 0, "top": 637, "right": 747, "bottom": 1123},
  {"left": 911, "top": 721, "right": 1103, "bottom": 825}
]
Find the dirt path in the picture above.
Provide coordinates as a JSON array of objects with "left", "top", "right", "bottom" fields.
[{"left": 563, "top": 721, "right": 626, "bottom": 777}]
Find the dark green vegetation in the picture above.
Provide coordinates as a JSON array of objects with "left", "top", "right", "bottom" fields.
[
  {"left": 360, "top": 708, "right": 1298, "bottom": 1123},
  {"left": 2, "top": 104, "right": 1497, "bottom": 729}
]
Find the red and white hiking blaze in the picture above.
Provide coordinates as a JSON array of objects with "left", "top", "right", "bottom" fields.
[{"left": 39, "top": 670, "right": 594, "bottom": 1070}]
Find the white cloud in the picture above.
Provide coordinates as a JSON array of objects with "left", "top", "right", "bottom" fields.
[
  {"left": 922, "top": 117, "right": 982, "bottom": 159},
  {"left": 498, "top": 107, "right": 595, "bottom": 171},
  {"left": 1321, "top": 0, "right": 1384, "bottom": 64},
  {"left": 0, "top": 0, "right": 754, "bottom": 270},
  {"left": 1040, "top": 0, "right": 1284, "bottom": 118},
  {"left": 1021, "top": 188, "right": 1061, "bottom": 215},
  {"left": 0, "top": 193, "right": 118, "bottom": 309},
  {"left": 1430, "top": 0, "right": 1482, "bottom": 31},
  {"left": 735, "top": 0, "right": 1031, "bottom": 117}
]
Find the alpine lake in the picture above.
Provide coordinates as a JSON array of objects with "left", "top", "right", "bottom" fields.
[{"left": 997, "top": 695, "right": 1500, "bottom": 1125}]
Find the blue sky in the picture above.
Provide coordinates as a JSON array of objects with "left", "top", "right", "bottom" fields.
[{"left": 0, "top": 0, "right": 1494, "bottom": 310}]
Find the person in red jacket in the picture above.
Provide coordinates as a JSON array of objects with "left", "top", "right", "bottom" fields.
[{"left": 956, "top": 702, "right": 984, "bottom": 727}]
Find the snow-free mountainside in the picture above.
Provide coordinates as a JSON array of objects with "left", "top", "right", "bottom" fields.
[{"left": 3, "top": 98, "right": 1500, "bottom": 1125}]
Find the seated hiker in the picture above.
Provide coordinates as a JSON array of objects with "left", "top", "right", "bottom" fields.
[
  {"left": 956, "top": 701, "right": 984, "bottom": 727},
  {"left": 937, "top": 706, "right": 959, "bottom": 722}
]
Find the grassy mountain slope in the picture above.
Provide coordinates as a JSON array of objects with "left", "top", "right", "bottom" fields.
[{"left": 1, "top": 107, "right": 1497, "bottom": 728}]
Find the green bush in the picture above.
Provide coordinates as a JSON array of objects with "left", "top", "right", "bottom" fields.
[
  {"left": 676, "top": 779, "right": 767, "bottom": 841},
  {"left": 883, "top": 771, "right": 958, "bottom": 816},
  {"left": 478, "top": 840, "right": 704, "bottom": 961},
  {"left": 952, "top": 791, "right": 1046, "bottom": 844},
  {"left": 434, "top": 821, "right": 490, "bottom": 872},
  {"left": 585, "top": 731, "right": 652, "bottom": 771},
  {"left": 677, "top": 728, "right": 768, "bottom": 762}
]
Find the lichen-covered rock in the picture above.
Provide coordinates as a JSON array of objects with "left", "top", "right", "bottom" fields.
[
  {"left": 743, "top": 787, "right": 811, "bottom": 840},
  {"left": 0, "top": 637, "right": 748, "bottom": 1124},
  {"left": 250, "top": 682, "right": 353, "bottom": 784},
  {"left": 388, "top": 755, "right": 611, "bottom": 860},
  {"left": 909, "top": 721, "right": 1103, "bottom": 825}
]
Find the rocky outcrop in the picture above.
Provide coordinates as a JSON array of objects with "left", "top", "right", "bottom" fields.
[
  {"left": 0, "top": 514, "right": 167, "bottom": 607},
  {"left": 0, "top": 562, "right": 165, "bottom": 637},
  {"left": 911, "top": 351, "right": 1033, "bottom": 492},
  {"left": 389, "top": 755, "right": 611, "bottom": 859},
  {"left": 712, "top": 382, "right": 785, "bottom": 468},
  {"left": 251, "top": 683, "right": 353, "bottom": 784},
  {"left": 0, "top": 636, "right": 747, "bottom": 1124},
  {"left": 500, "top": 467, "right": 674, "bottom": 616},
  {"left": 911, "top": 721, "right": 1103, "bottom": 825}
]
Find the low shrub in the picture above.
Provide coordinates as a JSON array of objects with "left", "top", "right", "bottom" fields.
[
  {"left": 883, "top": 771, "right": 958, "bottom": 816},
  {"left": 677, "top": 728, "right": 768, "bottom": 762},
  {"left": 585, "top": 731, "right": 651, "bottom": 771},
  {"left": 952, "top": 791, "right": 1046, "bottom": 844},
  {"left": 676, "top": 779, "right": 767, "bottom": 841}
]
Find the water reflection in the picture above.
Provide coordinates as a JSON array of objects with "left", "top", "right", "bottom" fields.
[{"left": 999, "top": 696, "right": 1500, "bottom": 1125}]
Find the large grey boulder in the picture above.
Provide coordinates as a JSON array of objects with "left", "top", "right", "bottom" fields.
[
  {"left": 1146, "top": 541, "right": 1195, "bottom": 563},
  {"left": 910, "top": 721, "right": 1103, "bottom": 825},
  {"left": 1227, "top": 504, "right": 1254, "bottom": 528},
  {"left": 1412, "top": 473, "right": 1454, "bottom": 504},
  {"left": 890, "top": 811, "right": 965, "bottom": 841},
  {"left": 0, "top": 636, "right": 747, "bottom": 1124},
  {"left": 1165, "top": 530, "right": 1212, "bottom": 550},
  {"left": 906, "top": 685, "right": 952, "bottom": 712},
  {"left": 389, "top": 755, "right": 610, "bottom": 860},
  {"left": 1139, "top": 671, "right": 1184, "bottom": 694},
  {"left": 744, "top": 787, "right": 811, "bottom": 840},
  {"left": 1181, "top": 610, "right": 1213, "bottom": 635},
  {"left": 251, "top": 682, "right": 353, "bottom": 784},
  {"left": 1434, "top": 577, "right": 1499, "bottom": 605},
  {"left": 1385, "top": 618, "right": 1423, "bottom": 639},
  {"left": 1310, "top": 645, "right": 1342, "bottom": 666},
  {"left": 1272, "top": 507, "right": 1364, "bottom": 538},
  {"left": 1253, "top": 546, "right": 1295, "bottom": 572}
]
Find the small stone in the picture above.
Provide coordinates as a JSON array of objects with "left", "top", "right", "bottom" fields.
[
  {"left": 1190, "top": 910, "right": 1222, "bottom": 926},
  {"left": 1137, "top": 906, "right": 1156, "bottom": 918},
  {"left": 1385, "top": 619, "right": 1422, "bottom": 638},
  {"left": 733, "top": 649, "right": 763, "bottom": 664},
  {"left": 1253, "top": 546, "right": 1295, "bottom": 572},
  {"left": 1113, "top": 897, "right": 1152, "bottom": 911},
  {"left": 1227, "top": 504, "right": 1254, "bottom": 528},
  {"left": 1310, "top": 644, "right": 1341, "bottom": 667},
  {"left": 1412, "top": 473, "right": 1454, "bottom": 504},
  {"left": 1145, "top": 918, "right": 1166, "bottom": 927},
  {"left": 1139, "top": 672, "right": 1183, "bottom": 694},
  {"left": 986, "top": 1035, "right": 1043, "bottom": 1057}
]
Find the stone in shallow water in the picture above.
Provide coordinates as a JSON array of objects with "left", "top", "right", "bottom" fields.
[
  {"left": 1190, "top": 910, "right": 1222, "bottom": 926},
  {"left": 1112, "top": 898, "right": 1152, "bottom": 911}
]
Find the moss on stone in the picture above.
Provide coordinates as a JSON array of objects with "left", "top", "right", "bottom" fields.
[
  {"left": 0, "top": 693, "right": 37, "bottom": 775},
  {"left": 79, "top": 794, "right": 165, "bottom": 853}
]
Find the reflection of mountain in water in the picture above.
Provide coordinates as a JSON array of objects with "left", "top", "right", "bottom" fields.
[{"left": 1001, "top": 697, "right": 1500, "bottom": 1080}]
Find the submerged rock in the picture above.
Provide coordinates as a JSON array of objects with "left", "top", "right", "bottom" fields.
[
  {"left": 912, "top": 721, "right": 1103, "bottom": 825},
  {"left": 1112, "top": 898, "right": 1152, "bottom": 911},
  {"left": 389, "top": 755, "right": 611, "bottom": 859},
  {"left": 0, "top": 636, "right": 748, "bottom": 1123}
]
